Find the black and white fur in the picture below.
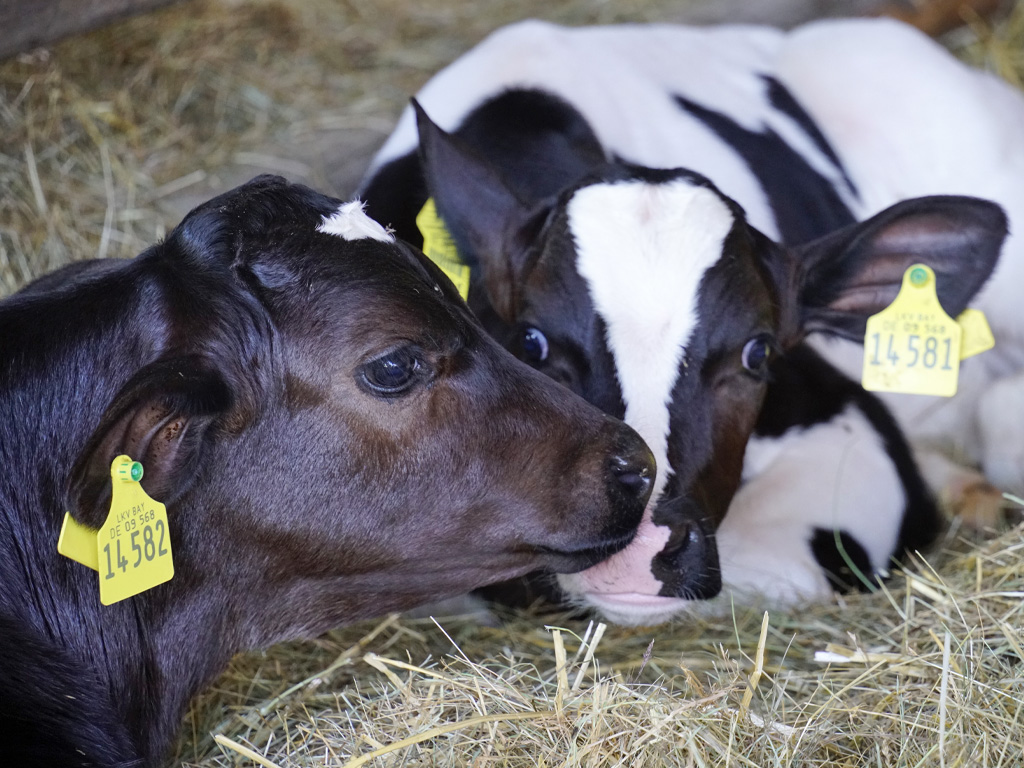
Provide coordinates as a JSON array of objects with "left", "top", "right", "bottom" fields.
[
  {"left": 358, "top": 19, "right": 1013, "bottom": 625},
  {"left": 365, "top": 18, "right": 1024, "bottom": 508}
]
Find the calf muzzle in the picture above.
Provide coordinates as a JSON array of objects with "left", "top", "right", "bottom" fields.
[
  {"left": 538, "top": 418, "right": 655, "bottom": 574},
  {"left": 650, "top": 506, "right": 722, "bottom": 600}
]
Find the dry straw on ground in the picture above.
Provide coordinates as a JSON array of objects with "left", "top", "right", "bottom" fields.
[
  {"left": 2, "top": 1, "right": 1024, "bottom": 766},
  {"left": 178, "top": 524, "right": 1024, "bottom": 767}
]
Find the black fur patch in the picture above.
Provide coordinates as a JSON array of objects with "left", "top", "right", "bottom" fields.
[
  {"left": 756, "top": 344, "right": 852, "bottom": 436},
  {"left": 809, "top": 527, "right": 875, "bottom": 592},
  {"left": 762, "top": 76, "right": 858, "bottom": 198},
  {"left": 360, "top": 150, "right": 427, "bottom": 247},
  {"left": 450, "top": 89, "right": 607, "bottom": 204},
  {"left": 674, "top": 92, "right": 855, "bottom": 244},
  {"left": 362, "top": 89, "right": 607, "bottom": 251}
]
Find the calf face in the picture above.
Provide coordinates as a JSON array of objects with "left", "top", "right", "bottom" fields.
[
  {"left": 379, "top": 104, "right": 1005, "bottom": 625},
  {"left": 0, "top": 176, "right": 653, "bottom": 765}
]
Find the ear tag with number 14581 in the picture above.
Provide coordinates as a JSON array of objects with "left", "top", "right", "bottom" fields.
[
  {"left": 57, "top": 455, "right": 174, "bottom": 605},
  {"left": 861, "top": 264, "right": 994, "bottom": 397}
]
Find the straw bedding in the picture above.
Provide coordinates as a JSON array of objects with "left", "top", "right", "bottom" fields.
[
  {"left": 177, "top": 528, "right": 1024, "bottom": 767},
  {"left": 1, "top": 1, "right": 1023, "bottom": 765}
]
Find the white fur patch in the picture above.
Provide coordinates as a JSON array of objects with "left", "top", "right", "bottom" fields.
[
  {"left": 716, "top": 404, "right": 905, "bottom": 603},
  {"left": 317, "top": 200, "right": 394, "bottom": 243},
  {"left": 571, "top": 178, "right": 733, "bottom": 504},
  {"left": 360, "top": 20, "right": 783, "bottom": 235}
]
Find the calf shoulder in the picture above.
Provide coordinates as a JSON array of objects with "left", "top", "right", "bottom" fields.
[{"left": 0, "top": 614, "right": 139, "bottom": 767}]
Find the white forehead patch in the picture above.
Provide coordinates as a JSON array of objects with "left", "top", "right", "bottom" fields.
[
  {"left": 569, "top": 179, "right": 734, "bottom": 501},
  {"left": 317, "top": 200, "right": 394, "bottom": 243}
]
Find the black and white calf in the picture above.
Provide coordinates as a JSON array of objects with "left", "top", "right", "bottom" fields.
[
  {"left": 364, "top": 18, "right": 1024, "bottom": 515},
  {"left": 0, "top": 176, "right": 654, "bottom": 765},
  {"left": 358, "top": 19, "right": 1012, "bottom": 624}
]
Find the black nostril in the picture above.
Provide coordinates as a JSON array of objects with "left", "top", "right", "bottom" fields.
[
  {"left": 616, "top": 469, "right": 650, "bottom": 496},
  {"left": 605, "top": 422, "right": 656, "bottom": 508},
  {"left": 610, "top": 455, "right": 654, "bottom": 501},
  {"left": 661, "top": 520, "right": 701, "bottom": 556}
]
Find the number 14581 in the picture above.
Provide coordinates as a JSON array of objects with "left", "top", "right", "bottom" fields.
[{"left": 867, "top": 333, "right": 954, "bottom": 370}]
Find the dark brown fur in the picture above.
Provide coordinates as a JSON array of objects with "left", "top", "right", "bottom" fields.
[{"left": 0, "top": 176, "right": 654, "bottom": 766}]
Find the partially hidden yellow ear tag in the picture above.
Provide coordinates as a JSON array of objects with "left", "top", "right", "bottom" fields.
[
  {"left": 57, "top": 511, "right": 100, "bottom": 571},
  {"left": 861, "top": 264, "right": 993, "bottom": 397},
  {"left": 57, "top": 455, "right": 174, "bottom": 605},
  {"left": 956, "top": 308, "right": 995, "bottom": 360},
  {"left": 416, "top": 198, "right": 471, "bottom": 301}
]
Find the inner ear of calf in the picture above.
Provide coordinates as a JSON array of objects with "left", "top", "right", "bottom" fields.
[
  {"left": 67, "top": 357, "right": 233, "bottom": 528},
  {"left": 794, "top": 195, "right": 1007, "bottom": 341}
]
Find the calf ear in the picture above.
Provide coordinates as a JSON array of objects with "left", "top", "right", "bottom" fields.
[
  {"left": 414, "top": 100, "right": 545, "bottom": 319},
  {"left": 794, "top": 196, "right": 1007, "bottom": 341},
  {"left": 67, "top": 357, "right": 232, "bottom": 528}
]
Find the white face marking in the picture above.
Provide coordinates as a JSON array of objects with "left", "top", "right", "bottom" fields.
[
  {"left": 569, "top": 178, "right": 734, "bottom": 504},
  {"left": 317, "top": 200, "right": 394, "bottom": 243},
  {"left": 556, "top": 179, "right": 735, "bottom": 621}
]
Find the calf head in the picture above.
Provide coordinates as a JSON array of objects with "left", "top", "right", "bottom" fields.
[
  {"left": 415, "top": 108, "right": 1006, "bottom": 625},
  {"left": 61, "top": 175, "right": 654, "bottom": 642}
]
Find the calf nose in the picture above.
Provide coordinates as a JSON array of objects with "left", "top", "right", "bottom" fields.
[
  {"left": 652, "top": 519, "right": 722, "bottom": 600},
  {"left": 601, "top": 425, "right": 656, "bottom": 541},
  {"left": 607, "top": 424, "right": 656, "bottom": 505}
]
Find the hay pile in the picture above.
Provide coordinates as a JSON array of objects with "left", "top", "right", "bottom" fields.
[
  {"left": 179, "top": 524, "right": 1024, "bottom": 767},
  {"left": 2, "top": 1, "right": 1024, "bottom": 766}
]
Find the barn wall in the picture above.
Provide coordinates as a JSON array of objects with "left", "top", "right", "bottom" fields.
[{"left": 0, "top": 0, "right": 181, "bottom": 61}]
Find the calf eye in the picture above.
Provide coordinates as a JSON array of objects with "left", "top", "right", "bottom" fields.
[
  {"left": 360, "top": 347, "right": 423, "bottom": 396},
  {"left": 741, "top": 336, "right": 772, "bottom": 376},
  {"left": 521, "top": 327, "right": 550, "bottom": 364}
]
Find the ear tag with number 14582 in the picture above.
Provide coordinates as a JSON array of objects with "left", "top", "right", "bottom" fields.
[
  {"left": 57, "top": 455, "right": 174, "bottom": 605},
  {"left": 861, "top": 264, "right": 993, "bottom": 397}
]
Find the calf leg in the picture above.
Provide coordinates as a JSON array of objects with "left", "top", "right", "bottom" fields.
[
  {"left": 721, "top": 404, "right": 916, "bottom": 606},
  {"left": 915, "top": 448, "right": 1012, "bottom": 531}
]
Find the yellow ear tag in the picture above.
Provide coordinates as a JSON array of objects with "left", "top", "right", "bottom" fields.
[
  {"left": 862, "top": 264, "right": 962, "bottom": 397},
  {"left": 956, "top": 308, "right": 995, "bottom": 360},
  {"left": 58, "top": 513, "right": 100, "bottom": 571},
  {"left": 416, "top": 198, "right": 471, "bottom": 301},
  {"left": 97, "top": 456, "right": 174, "bottom": 604},
  {"left": 58, "top": 456, "right": 174, "bottom": 605}
]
